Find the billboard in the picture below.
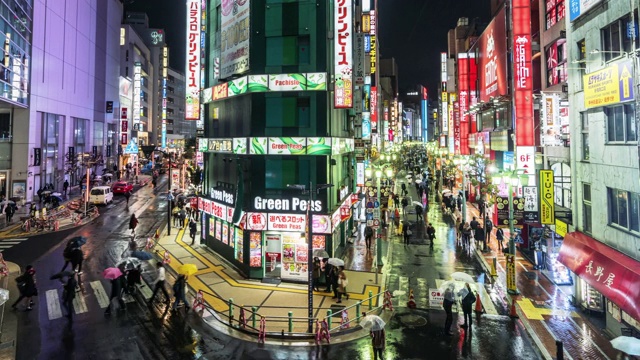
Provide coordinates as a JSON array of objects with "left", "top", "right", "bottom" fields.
[
  {"left": 371, "top": 86, "right": 377, "bottom": 132},
  {"left": 458, "top": 53, "right": 472, "bottom": 154},
  {"left": 513, "top": 0, "right": 534, "bottom": 146},
  {"left": 334, "top": 0, "right": 353, "bottom": 108},
  {"left": 220, "top": 0, "right": 250, "bottom": 78},
  {"left": 161, "top": 46, "right": 168, "bottom": 148},
  {"left": 354, "top": 33, "right": 365, "bottom": 85},
  {"left": 540, "top": 170, "right": 555, "bottom": 224},
  {"left": 583, "top": 60, "right": 634, "bottom": 109},
  {"left": 569, "top": 0, "right": 603, "bottom": 22},
  {"left": 133, "top": 63, "right": 141, "bottom": 127},
  {"left": 476, "top": 7, "right": 508, "bottom": 103},
  {"left": 185, "top": 0, "right": 201, "bottom": 120}
]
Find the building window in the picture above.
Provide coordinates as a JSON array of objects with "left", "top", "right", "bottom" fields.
[
  {"left": 605, "top": 104, "right": 637, "bottom": 143},
  {"left": 546, "top": 40, "right": 567, "bottom": 86},
  {"left": 551, "top": 163, "right": 571, "bottom": 208},
  {"left": 608, "top": 188, "right": 640, "bottom": 233},
  {"left": 601, "top": 14, "right": 640, "bottom": 61},
  {"left": 576, "top": 39, "right": 586, "bottom": 90},
  {"left": 545, "top": 0, "right": 565, "bottom": 29},
  {"left": 581, "top": 112, "right": 589, "bottom": 160},
  {"left": 583, "top": 183, "right": 592, "bottom": 234}
]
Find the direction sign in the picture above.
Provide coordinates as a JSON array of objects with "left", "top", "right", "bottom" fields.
[{"left": 124, "top": 139, "right": 139, "bottom": 154}]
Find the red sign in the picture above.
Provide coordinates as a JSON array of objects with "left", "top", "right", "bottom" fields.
[
  {"left": 121, "top": 120, "right": 128, "bottom": 132},
  {"left": 121, "top": 107, "right": 128, "bottom": 120},
  {"left": 458, "top": 54, "right": 471, "bottom": 154},
  {"left": 246, "top": 212, "right": 267, "bottom": 231},
  {"left": 371, "top": 86, "right": 378, "bottom": 133},
  {"left": 190, "top": 197, "right": 198, "bottom": 208},
  {"left": 476, "top": 7, "right": 508, "bottom": 103},
  {"left": 558, "top": 232, "right": 640, "bottom": 322},
  {"left": 120, "top": 133, "right": 127, "bottom": 145},
  {"left": 340, "top": 205, "right": 351, "bottom": 221},
  {"left": 513, "top": 0, "right": 534, "bottom": 146},
  {"left": 212, "top": 83, "right": 228, "bottom": 101},
  {"left": 453, "top": 101, "right": 461, "bottom": 154}
]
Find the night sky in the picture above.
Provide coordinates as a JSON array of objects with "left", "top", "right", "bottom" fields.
[{"left": 130, "top": 0, "right": 491, "bottom": 97}]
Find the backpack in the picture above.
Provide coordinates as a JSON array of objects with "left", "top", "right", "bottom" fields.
[
  {"left": 462, "top": 291, "right": 476, "bottom": 306},
  {"left": 15, "top": 274, "right": 26, "bottom": 287}
]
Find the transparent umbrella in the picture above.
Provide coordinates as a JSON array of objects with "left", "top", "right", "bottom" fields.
[
  {"left": 611, "top": 336, "right": 640, "bottom": 356},
  {"left": 359, "top": 314, "right": 386, "bottom": 331}
]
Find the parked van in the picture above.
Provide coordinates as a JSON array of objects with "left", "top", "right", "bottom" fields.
[{"left": 90, "top": 186, "right": 113, "bottom": 205}]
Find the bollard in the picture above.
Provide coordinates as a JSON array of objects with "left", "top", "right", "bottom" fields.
[
  {"left": 252, "top": 306, "right": 257, "bottom": 328},
  {"left": 368, "top": 290, "right": 373, "bottom": 310},
  {"left": 556, "top": 341, "right": 564, "bottom": 360},
  {"left": 228, "top": 298, "right": 234, "bottom": 321},
  {"left": 326, "top": 309, "right": 332, "bottom": 329},
  {"left": 356, "top": 303, "right": 361, "bottom": 323},
  {"left": 288, "top": 311, "right": 293, "bottom": 333},
  {"left": 491, "top": 257, "right": 498, "bottom": 277}
]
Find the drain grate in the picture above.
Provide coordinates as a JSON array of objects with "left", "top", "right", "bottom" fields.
[
  {"left": 523, "top": 272, "right": 537, "bottom": 280},
  {"left": 398, "top": 314, "right": 428, "bottom": 328}
]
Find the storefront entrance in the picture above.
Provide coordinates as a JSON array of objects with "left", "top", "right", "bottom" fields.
[{"left": 263, "top": 232, "right": 309, "bottom": 282}]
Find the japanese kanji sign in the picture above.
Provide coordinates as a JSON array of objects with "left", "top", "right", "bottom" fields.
[
  {"left": 540, "top": 170, "right": 555, "bottom": 224},
  {"left": 523, "top": 186, "right": 539, "bottom": 224}
]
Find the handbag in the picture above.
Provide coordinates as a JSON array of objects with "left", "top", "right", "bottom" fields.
[{"left": 407, "top": 229, "right": 413, "bottom": 235}]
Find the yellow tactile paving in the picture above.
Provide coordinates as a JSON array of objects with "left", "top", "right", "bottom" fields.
[{"left": 517, "top": 298, "right": 579, "bottom": 320}]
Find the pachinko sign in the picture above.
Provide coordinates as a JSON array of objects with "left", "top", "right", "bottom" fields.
[
  {"left": 334, "top": 0, "right": 353, "bottom": 108},
  {"left": 477, "top": 7, "right": 508, "bottom": 103},
  {"left": 513, "top": 0, "right": 534, "bottom": 146},
  {"left": 221, "top": 0, "right": 250, "bottom": 78},
  {"left": 185, "top": 0, "right": 201, "bottom": 120}
]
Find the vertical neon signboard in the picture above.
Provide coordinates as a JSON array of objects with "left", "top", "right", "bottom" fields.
[
  {"left": 334, "top": 0, "right": 353, "bottom": 108},
  {"left": 185, "top": 0, "right": 201, "bottom": 120}
]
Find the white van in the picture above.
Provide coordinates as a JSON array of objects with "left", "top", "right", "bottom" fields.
[{"left": 89, "top": 186, "right": 114, "bottom": 205}]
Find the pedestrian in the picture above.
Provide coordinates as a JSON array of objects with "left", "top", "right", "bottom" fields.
[
  {"left": 124, "top": 190, "right": 131, "bottom": 206},
  {"left": 62, "top": 274, "right": 77, "bottom": 319},
  {"left": 458, "top": 283, "right": 476, "bottom": 329},
  {"left": 393, "top": 194, "right": 399, "bottom": 209},
  {"left": 486, "top": 219, "right": 494, "bottom": 246},
  {"left": 312, "top": 258, "right": 321, "bottom": 292},
  {"left": 496, "top": 227, "right": 505, "bottom": 252},
  {"left": 364, "top": 226, "right": 374, "bottom": 250},
  {"left": 335, "top": 266, "right": 349, "bottom": 303},
  {"left": 470, "top": 216, "right": 479, "bottom": 239},
  {"left": 426, "top": 223, "right": 436, "bottom": 248},
  {"left": 475, "top": 224, "right": 485, "bottom": 249},
  {"left": 415, "top": 204, "right": 423, "bottom": 222},
  {"left": 105, "top": 275, "right": 126, "bottom": 315},
  {"left": 61, "top": 243, "right": 83, "bottom": 273},
  {"left": 12, "top": 265, "right": 37, "bottom": 311},
  {"left": 189, "top": 218, "right": 197, "bottom": 245},
  {"left": 331, "top": 267, "right": 340, "bottom": 301},
  {"left": 401, "top": 182, "right": 407, "bottom": 196},
  {"left": 401, "top": 197, "right": 409, "bottom": 211},
  {"left": 172, "top": 274, "right": 190, "bottom": 311},
  {"left": 4, "top": 203, "right": 14, "bottom": 224},
  {"left": 129, "top": 213, "right": 138, "bottom": 236},
  {"left": 403, "top": 222, "right": 411, "bottom": 246},
  {"left": 370, "top": 326, "right": 386, "bottom": 360},
  {"left": 63, "top": 180, "right": 69, "bottom": 197},
  {"left": 323, "top": 259, "right": 333, "bottom": 293},
  {"left": 37, "top": 187, "right": 43, "bottom": 203},
  {"left": 462, "top": 222, "right": 472, "bottom": 249},
  {"left": 148, "top": 262, "right": 170, "bottom": 305},
  {"left": 393, "top": 208, "right": 400, "bottom": 228},
  {"left": 443, "top": 284, "right": 455, "bottom": 335}
]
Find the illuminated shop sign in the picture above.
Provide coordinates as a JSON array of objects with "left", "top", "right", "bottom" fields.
[
  {"left": 185, "top": 0, "right": 201, "bottom": 120},
  {"left": 133, "top": 63, "right": 141, "bottom": 126},
  {"left": 161, "top": 45, "right": 168, "bottom": 148},
  {"left": 441, "top": 52, "right": 447, "bottom": 82},
  {"left": 513, "top": 0, "right": 534, "bottom": 146},
  {"left": 211, "top": 188, "right": 235, "bottom": 205},
  {"left": 569, "top": 0, "right": 602, "bottom": 22},
  {"left": 202, "top": 73, "right": 327, "bottom": 103},
  {"left": 334, "top": 0, "right": 353, "bottom": 108},
  {"left": 371, "top": 86, "right": 378, "bottom": 132},
  {"left": 477, "top": 8, "right": 508, "bottom": 103},
  {"left": 221, "top": 0, "right": 250, "bottom": 78},
  {"left": 254, "top": 196, "right": 322, "bottom": 212}
]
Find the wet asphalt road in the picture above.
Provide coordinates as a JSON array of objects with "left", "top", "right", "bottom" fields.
[{"left": 10, "top": 176, "right": 542, "bottom": 359}]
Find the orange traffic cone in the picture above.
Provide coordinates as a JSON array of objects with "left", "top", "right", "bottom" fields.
[
  {"left": 407, "top": 289, "right": 416, "bottom": 309},
  {"left": 509, "top": 298, "right": 519, "bottom": 318},
  {"left": 474, "top": 291, "right": 484, "bottom": 314}
]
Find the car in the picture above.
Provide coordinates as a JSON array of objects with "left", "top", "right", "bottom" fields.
[
  {"left": 111, "top": 181, "right": 133, "bottom": 195},
  {"left": 89, "top": 186, "right": 114, "bottom": 205}
]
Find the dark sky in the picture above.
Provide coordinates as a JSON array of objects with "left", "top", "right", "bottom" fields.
[{"left": 131, "top": 0, "right": 491, "bottom": 95}]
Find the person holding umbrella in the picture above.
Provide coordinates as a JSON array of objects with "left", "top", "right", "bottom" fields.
[
  {"left": 312, "top": 258, "right": 321, "bottom": 292},
  {"left": 172, "top": 274, "right": 189, "bottom": 312},
  {"left": 443, "top": 284, "right": 455, "bottom": 336},
  {"left": 361, "top": 312, "right": 386, "bottom": 360},
  {"left": 457, "top": 283, "right": 476, "bottom": 329},
  {"left": 148, "top": 262, "right": 170, "bottom": 306},
  {"left": 104, "top": 276, "right": 126, "bottom": 315}
]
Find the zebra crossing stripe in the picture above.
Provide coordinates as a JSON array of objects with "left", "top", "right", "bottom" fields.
[
  {"left": 45, "top": 289, "right": 63, "bottom": 320},
  {"left": 137, "top": 283, "right": 152, "bottom": 300},
  {"left": 89, "top": 281, "right": 110, "bottom": 309},
  {"left": 72, "top": 291, "right": 88, "bottom": 314},
  {"left": 123, "top": 294, "right": 135, "bottom": 303},
  {"left": 399, "top": 276, "right": 409, "bottom": 294}
]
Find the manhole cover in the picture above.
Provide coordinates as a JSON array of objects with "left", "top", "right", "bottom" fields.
[
  {"left": 523, "top": 272, "right": 537, "bottom": 280},
  {"left": 398, "top": 314, "right": 428, "bottom": 327}
]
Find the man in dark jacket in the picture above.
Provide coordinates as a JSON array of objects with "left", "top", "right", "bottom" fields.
[
  {"left": 458, "top": 283, "right": 476, "bottom": 329},
  {"left": 189, "top": 218, "right": 198, "bottom": 245},
  {"left": 12, "top": 265, "right": 37, "bottom": 310},
  {"left": 485, "top": 219, "right": 494, "bottom": 246},
  {"left": 62, "top": 274, "right": 77, "bottom": 319},
  {"left": 105, "top": 276, "right": 126, "bottom": 315},
  {"left": 323, "top": 260, "right": 333, "bottom": 293},
  {"left": 4, "top": 204, "right": 14, "bottom": 224},
  {"left": 364, "top": 226, "right": 374, "bottom": 250}
]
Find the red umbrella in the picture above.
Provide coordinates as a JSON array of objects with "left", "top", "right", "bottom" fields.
[{"left": 102, "top": 267, "right": 123, "bottom": 280}]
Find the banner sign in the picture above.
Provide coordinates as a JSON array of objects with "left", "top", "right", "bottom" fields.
[
  {"left": 477, "top": 8, "right": 508, "bottom": 102},
  {"left": 33, "top": 148, "right": 41, "bottom": 166},
  {"left": 506, "top": 254, "right": 517, "bottom": 293},
  {"left": 334, "top": 0, "right": 353, "bottom": 108},
  {"left": 202, "top": 73, "right": 327, "bottom": 103},
  {"left": 583, "top": 60, "right": 634, "bottom": 109},
  {"left": 513, "top": 0, "right": 534, "bottom": 146},
  {"left": 220, "top": 0, "right": 250, "bottom": 78},
  {"left": 540, "top": 169, "right": 555, "bottom": 224},
  {"left": 523, "top": 186, "right": 539, "bottom": 223},
  {"left": 185, "top": 0, "right": 201, "bottom": 119},
  {"left": 496, "top": 196, "right": 524, "bottom": 227}
]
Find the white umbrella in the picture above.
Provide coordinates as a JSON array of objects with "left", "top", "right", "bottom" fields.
[
  {"left": 103, "top": 173, "right": 113, "bottom": 177},
  {"left": 313, "top": 249, "right": 330, "bottom": 258},
  {"left": 611, "top": 336, "right": 640, "bottom": 356},
  {"left": 451, "top": 272, "right": 475, "bottom": 283},
  {"left": 414, "top": 179, "right": 422, "bottom": 184},
  {"left": 412, "top": 201, "right": 423, "bottom": 206},
  {"left": 0, "top": 288, "right": 9, "bottom": 306},
  {"left": 360, "top": 314, "right": 386, "bottom": 331},
  {"left": 328, "top": 258, "right": 345, "bottom": 267},
  {"left": 442, "top": 189, "right": 451, "bottom": 194}
]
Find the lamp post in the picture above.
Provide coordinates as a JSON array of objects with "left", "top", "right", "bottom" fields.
[
  {"left": 155, "top": 149, "right": 173, "bottom": 235},
  {"left": 452, "top": 156, "right": 468, "bottom": 223},
  {"left": 287, "top": 182, "right": 332, "bottom": 334},
  {"left": 365, "top": 164, "right": 394, "bottom": 268}
]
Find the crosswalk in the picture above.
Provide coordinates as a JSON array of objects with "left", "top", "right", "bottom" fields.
[
  {"left": 44, "top": 280, "right": 152, "bottom": 320},
  {"left": 0, "top": 238, "right": 27, "bottom": 251}
]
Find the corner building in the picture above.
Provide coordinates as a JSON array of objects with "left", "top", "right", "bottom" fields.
[{"left": 198, "top": 0, "right": 356, "bottom": 282}]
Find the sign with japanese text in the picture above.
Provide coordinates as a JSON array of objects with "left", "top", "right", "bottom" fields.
[
  {"left": 428, "top": 289, "right": 444, "bottom": 308},
  {"left": 513, "top": 0, "right": 534, "bottom": 146},
  {"left": 334, "top": 0, "right": 353, "bottom": 108},
  {"left": 496, "top": 196, "right": 524, "bottom": 227},
  {"left": 523, "top": 186, "right": 539, "bottom": 224},
  {"left": 441, "top": 52, "right": 447, "bottom": 83},
  {"left": 457, "top": 53, "right": 474, "bottom": 154},
  {"left": 476, "top": 8, "right": 508, "bottom": 102},
  {"left": 267, "top": 214, "right": 306, "bottom": 232},
  {"left": 133, "top": 63, "right": 141, "bottom": 125},
  {"left": 540, "top": 170, "right": 555, "bottom": 224},
  {"left": 555, "top": 219, "right": 567, "bottom": 237},
  {"left": 453, "top": 101, "right": 460, "bottom": 154},
  {"left": 354, "top": 34, "right": 365, "bottom": 85},
  {"left": 517, "top": 146, "right": 535, "bottom": 176},
  {"left": 441, "top": 92, "right": 448, "bottom": 133},
  {"left": 220, "top": 0, "right": 250, "bottom": 79},
  {"left": 583, "top": 61, "right": 634, "bottom": 109},
  {"left": 185, "top": 0, "right": 201, "bottom": 119},
  {"left": 569, "top": 0, "right": 603, "bottom": 22},
  {"left": 245, "top": 212, "right": 267, "bottom": 231},
  {"left": 506, "top": 254, "right": 517, "bottom": 293},
  {"left": 371, "top": 86, "right": 378, "bottom": 132}
]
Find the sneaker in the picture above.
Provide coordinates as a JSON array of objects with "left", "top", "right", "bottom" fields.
[{"left": 26, "top": 307, "right": 32, "bottom": 311}]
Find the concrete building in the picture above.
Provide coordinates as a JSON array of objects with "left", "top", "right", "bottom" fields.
[{"left": 10, "top": 0, "right": 122, "bottom": 202}]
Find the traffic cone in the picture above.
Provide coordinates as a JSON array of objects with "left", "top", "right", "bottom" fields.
[
  {"left": 474, "top": 291, "right": 484, "bottom": 314},
  {"left": 407, "top": 289, "right": 417, "bottom": 309},
  {"left": 509, "top": 298, "right": 519, "bottom": 318}
]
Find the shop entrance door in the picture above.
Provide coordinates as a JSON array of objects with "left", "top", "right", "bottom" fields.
[{"left": 264, "top": 234, "right": 282, "bottom": 279}]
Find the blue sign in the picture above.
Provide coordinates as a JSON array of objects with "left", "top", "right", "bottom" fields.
[
  {"left": 124, "top": 139, "right": 139, "bottom": 154},
  {"left": 364, "top": 35, "right": 371, "bottom": 53},
  {"left": 503, "top": 151, "right": 514, "bottom": 170},
  {"left": 569, "top": 0, "right": 603, "bottom": 22},
  {"left": 362, "top": 112, "right": 371, "bottom": 140}
]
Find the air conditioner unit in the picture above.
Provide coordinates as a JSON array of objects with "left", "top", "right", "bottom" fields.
[{"left": 562, "top": 84, "right": 569, "bottom": 93}]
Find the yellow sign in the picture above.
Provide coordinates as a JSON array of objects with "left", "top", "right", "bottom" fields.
[
  {"left": 506, "top": 254, "right": 517, "bottom": 293},
  {"left": 583, "top": 60, "right": 634, "bottom": 109},
  {"left": 540, "top": 170, "right": 555, "bottom": 224},
  {"left": 555, "top": 219, "right": 567, "bottom": 237}
]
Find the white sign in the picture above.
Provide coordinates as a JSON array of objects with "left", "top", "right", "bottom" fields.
[
  {"left": 362, "top": 0, "right": 370, "bottom": 12},
  {"left": 334, "top": 0, "right": 353, "bottom": 108},
  {"left": 133, "top": 63, "right": 141, "bottom": 125},
  {"left": 185, "top": 0, "right": 201, "bottom": 120},
  {"left": 245, "top": 212, "right": 267, "bottom": 230},
  {"left": 254, "top": 196, "right": 322, "bottom": 212},
  {"left": 429, "top": 288, "right": 444, "bottom": 308},
  {"left": 267, "top": 214, "right": 306, "bottom": 232},
  {"left": 516, "top": 146, "right": 535, "bottom": 176},
  {"left": 354, "top": 33, "right": 365, "bottom": 85},
  {"left": 356, "top": 162, "right": 365, "bottom": 187},
  {"left": 268, "top": 74, "right": 305, "bottom": 91},
  {"left": 441, "top": 52, "right": 447, "bottom": 83},
  {"left": 221, "top": 0, "right": 250, "bottom": 78},
  {"left": 211, "top": 188, "right": 235, "bottom": 205},
  {"left": 523, "top": 186, "right": 538, "bottom": 211}
]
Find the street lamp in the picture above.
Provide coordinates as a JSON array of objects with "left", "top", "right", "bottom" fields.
[
  {"left": 155, "top": 149, "right": 173, "bottom": 236},
  {"left": 452, "top": 156, "right": 469, "bottom": 223},
  {"left": 492, "top": 170, "right": 527, "bottom": 295},
  {"left": 365, "top": 163, "right": 394, "bottom": 269},
  {"left": 286, "top": 182, "right": 333, "bottom": 334}
]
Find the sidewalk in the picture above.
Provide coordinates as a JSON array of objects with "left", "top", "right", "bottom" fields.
[
  {"left": 464, "top": 203, "right": 619, "bottom": 359},
  {"left": 153, "top": 225, "right": 384, "bottom": 341}
]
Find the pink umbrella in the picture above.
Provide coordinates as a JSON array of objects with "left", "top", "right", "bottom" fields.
[{"left": 102, "top": 267, "right": 123, "bottom": 280}]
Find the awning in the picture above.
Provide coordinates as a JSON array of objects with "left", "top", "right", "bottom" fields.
[{"left": 558, "top": 232, "right": 640, "bottom": 320}]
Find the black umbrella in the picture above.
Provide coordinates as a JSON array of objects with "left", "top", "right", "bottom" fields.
[{"left": 68, "top": 236, "right": 87, "bottom": 248}]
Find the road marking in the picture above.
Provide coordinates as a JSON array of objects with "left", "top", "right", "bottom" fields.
[
  {"left": 0, "top": 245, "right": 13, "bottom": 249},
  {"left": 1, "top": 242, "right": 21, "bottom": 245},
  {"left": 45, "top": 289, "right": 63, "bottom": 320},
  {"left": 137, "top": 283, "right": 152, "bottom": 300},
  {"left": 89, "top": 281, "right": 110, "bottom": 309},
  {"left": 73, "top": 291, "right": 88, "bottom": 314}
]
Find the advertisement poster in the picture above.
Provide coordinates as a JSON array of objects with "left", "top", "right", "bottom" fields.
[
  {"left": 312, "top": 215, "right": 331, "bottom": 234},
  {"left": 282, "top": 244, "right": 295, "bottom": 262},
  {"left": 235, "top": 228, "right": 244, "bottom": 263},
  {"left": 496, "top": 196, "right": 524, "bottom": 227},
  {"left": 281, "top": 233, "right": 308, "bottom": 281},
  {"left": 215, "top": 219, "right": 222, "bottom": 240},
  {"left": 476, "top": 7, "right": 508, "bottom": 102},
  {"left": 220, "top": 0, "right": 250, "bottom": 78},
  {"left": 222, "top": 222, "right": 229, "bottom": 245},
  {"left": 506, "top": 254, "right": 517, "bottom": 293},
  {"left": 249, "top": 232, "right": 262, "bottom": 267},
  {"left": 312, "top": 235, "right": 326, "bottom": 251},
  {"left": 185, "top": 0, "right": 201, "bottom": 119},
  {"left": 334, "top": 0, "right": 353, "bottom": 108},
  {"left": 295, "top": 244, "right": 308, "bottom": 263},
  {"left": 208, "top": 217, "right": 215, "bottom": 237}
]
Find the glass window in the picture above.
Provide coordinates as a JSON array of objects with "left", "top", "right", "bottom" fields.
[
  {"left": 581, "top": 112, "right": 589, "bottom": 160},
  {"left": 606, "top": 104, "right": 636, "bottom": 142},
  {"left": 546, "top": 0, "right": 565, "bottom": 30},
  {"left": 551, "top": 163, "right": 571, "bottom": 208},
  {"left": 265, "top": 158, "right": 297, "bottom": 189},
  {"left": 583, "top": 183, "right": 592, "bottom": 234},
  {"left": 608, "top": 187, "right": 640, "bottom": 233},
  {"left": 602, "top": 15, "right": 640, "bottom": 61}
]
